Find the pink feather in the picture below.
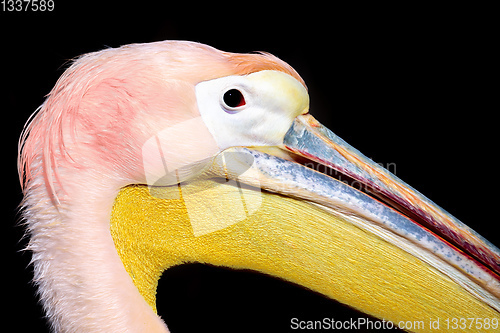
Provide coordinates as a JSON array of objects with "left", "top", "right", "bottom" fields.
[{"left": 18, "top": 41, "right": 304, "bottom": 205}]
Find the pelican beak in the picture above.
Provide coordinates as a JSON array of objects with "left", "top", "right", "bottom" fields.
[
  {"left": 111, "top": 71, "right": 500, "bottom": 326},
  {"left": 212, "top": 113, "right": 500, "bottom": 313},
  {"left": 112, "top": 111, "right": 500, "bottom": 326},
  {"left": 284, "top": 113, "right": 500, "bottom": 279}
]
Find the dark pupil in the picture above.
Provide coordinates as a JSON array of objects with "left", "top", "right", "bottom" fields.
[{"left": 223, "top": 89, "right": 245, "bottom": 108}]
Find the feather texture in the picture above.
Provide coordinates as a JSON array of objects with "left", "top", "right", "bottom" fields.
[
  {"left": 17, "top": 40, "right": 304, "bottom": 332},
  {"left": 18, "top": 41, "right": 304, "bottom": 204}
]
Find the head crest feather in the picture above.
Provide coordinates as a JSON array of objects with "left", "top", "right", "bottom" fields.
[{"left": 18, "top": 41, "right": 306, "bottom": 204}]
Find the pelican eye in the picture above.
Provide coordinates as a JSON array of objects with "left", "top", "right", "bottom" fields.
[{"left": 222, "top": 88, "right": 246, "bottom": 111}]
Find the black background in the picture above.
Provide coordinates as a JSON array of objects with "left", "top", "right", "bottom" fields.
[{"left": 2, "top": 3, "right": 497, "bottom": 332}]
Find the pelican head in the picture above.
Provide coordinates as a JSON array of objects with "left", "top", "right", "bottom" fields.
[{"left": 18, "top": 41, "right": 500, "bottom": 332}]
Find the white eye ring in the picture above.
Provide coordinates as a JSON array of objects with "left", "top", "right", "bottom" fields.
[{"left": 220, "top": 88, "right": 247, "bottom": 113}]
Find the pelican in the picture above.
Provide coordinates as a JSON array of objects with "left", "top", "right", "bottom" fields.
[{"left": 18, "top": 40, "right": 500, "bottom": 332}]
